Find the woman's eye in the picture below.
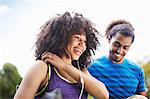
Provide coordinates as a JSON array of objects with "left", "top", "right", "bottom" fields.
[
  {"left": 84, "top": 40, "right": 87, "bottom": 44},
  {"left": 74, "top": 36, "right": 80, "bottom": 40}
]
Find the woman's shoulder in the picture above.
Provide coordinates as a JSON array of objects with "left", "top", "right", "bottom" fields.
[
  {"left": 34, "top": 60, "right": 48, "bottom": 68},
  {"left": 29, "top": 60, "right": 47, "bottom": 70},
  {"left": 14, "top": 60, "right": 49, "bottom": 99},
  {"left": 24, "top": 60, "right": 48, "bottom": 81}
]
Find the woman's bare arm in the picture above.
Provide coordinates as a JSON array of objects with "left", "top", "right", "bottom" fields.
[
  {"left": 14, "top": 60, "right": 47, "bottom": 99},
  {"left": 42, "top": 52, "right": 109, "bottom": 99}
]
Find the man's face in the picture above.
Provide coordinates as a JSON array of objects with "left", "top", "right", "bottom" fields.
[{"left": 108, "top": 33, "right": 133, "bottom": 64}]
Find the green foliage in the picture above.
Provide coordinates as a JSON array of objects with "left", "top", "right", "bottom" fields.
[
  {"left": 88, "top": 94, "right": 94, "bottom": 99},
  {"left": 142, "top": 61, "right": 150, "bottom": 88},
  {"left": 0, "top": 63, "right": 22, "bottom": 99},
  {"left": 142, "top": 60, "right": 150, "bottom": 98},
  {"left": 147, "top": 90, "right": 150, "bottom": 99}
]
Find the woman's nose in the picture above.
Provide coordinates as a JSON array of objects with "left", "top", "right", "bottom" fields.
[{"left": 79, "top": 40, "right": 86, "bottom": 48}]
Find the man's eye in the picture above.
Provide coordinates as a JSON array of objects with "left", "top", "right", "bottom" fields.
[
  {"left": 114, "top": 43, "right": 120, "bottom": 47},
  {"left": 124, "top": 46, "right": 129, "bottom": 50}
]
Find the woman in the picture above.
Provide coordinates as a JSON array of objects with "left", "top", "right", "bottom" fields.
[{"left": 14, "top": 12, "right": 109, "bottom": 99}]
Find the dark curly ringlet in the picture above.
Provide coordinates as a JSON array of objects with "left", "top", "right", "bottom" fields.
[
  {"left": 34, "top": 12, "right": 100, "bottom": 68},
  {"left": 105, "top": 19, "right": 135, "bottom": 43}
]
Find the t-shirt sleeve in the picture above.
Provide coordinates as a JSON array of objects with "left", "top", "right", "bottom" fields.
[{"left": 87, "top": 63, "right": 94, "bottom": 75}]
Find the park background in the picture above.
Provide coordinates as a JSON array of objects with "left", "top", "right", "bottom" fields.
[{"left": 0, "top": 0, "right": 150, "bottom": 98}]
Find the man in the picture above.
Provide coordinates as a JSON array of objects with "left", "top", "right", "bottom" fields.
[{"left": 88, "top": 20, "right": 146, "bottom": 98}]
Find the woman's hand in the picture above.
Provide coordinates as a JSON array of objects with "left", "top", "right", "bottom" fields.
[
  {"left": 42, "top": 52, "right": 67, "bottom": 70},
  {"left": 42, "top": 52, "right": 109, "bottom": 99},
  {"left": 42, "top": 52, "right": 77, "bottom": 82}
]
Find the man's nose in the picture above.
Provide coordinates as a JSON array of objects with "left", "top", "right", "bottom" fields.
[{"left": 116, "top": 47, "right": 123, "bottom": 54}]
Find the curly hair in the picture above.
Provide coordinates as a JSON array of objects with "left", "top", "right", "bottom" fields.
[
  {"left": 105, "top": 19, "right": 135, "bottom": 43},
  {"left": 34, "top": 12, "right": 100, "bottom": 68}
]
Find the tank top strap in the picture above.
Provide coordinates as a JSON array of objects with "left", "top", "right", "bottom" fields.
[{"left": 35, "top": 63, "right": 51, "bottom": 96}]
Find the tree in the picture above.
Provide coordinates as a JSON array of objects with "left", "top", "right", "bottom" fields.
[{"left": 0, "top": 63, "right": 22, "bottom": 99}]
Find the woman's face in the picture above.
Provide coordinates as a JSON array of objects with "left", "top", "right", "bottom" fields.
[{"left": 66, "top": 34, "right": 87, "bottom": 61}]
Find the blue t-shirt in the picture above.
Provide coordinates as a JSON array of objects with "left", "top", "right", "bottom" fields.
[{"left": 88, "top": 56, "right": 145, "bottom": 99}]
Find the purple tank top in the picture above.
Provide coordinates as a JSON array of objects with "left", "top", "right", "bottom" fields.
[{"left": 36, "top": 66, "right": 88, "bottom": 99}]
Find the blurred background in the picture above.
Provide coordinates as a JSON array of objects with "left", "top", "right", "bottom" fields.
[{"left": 0, "top": 0, "right": 150, "bottom": 98}]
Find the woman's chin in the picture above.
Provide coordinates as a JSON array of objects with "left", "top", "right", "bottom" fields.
[{"left": 72, "top": 57, "right": 79, "bottom": 60}]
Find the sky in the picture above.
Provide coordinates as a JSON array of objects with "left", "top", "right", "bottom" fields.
[{"left": 0, "top": 0, "right": 150, "bottom": 77}]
